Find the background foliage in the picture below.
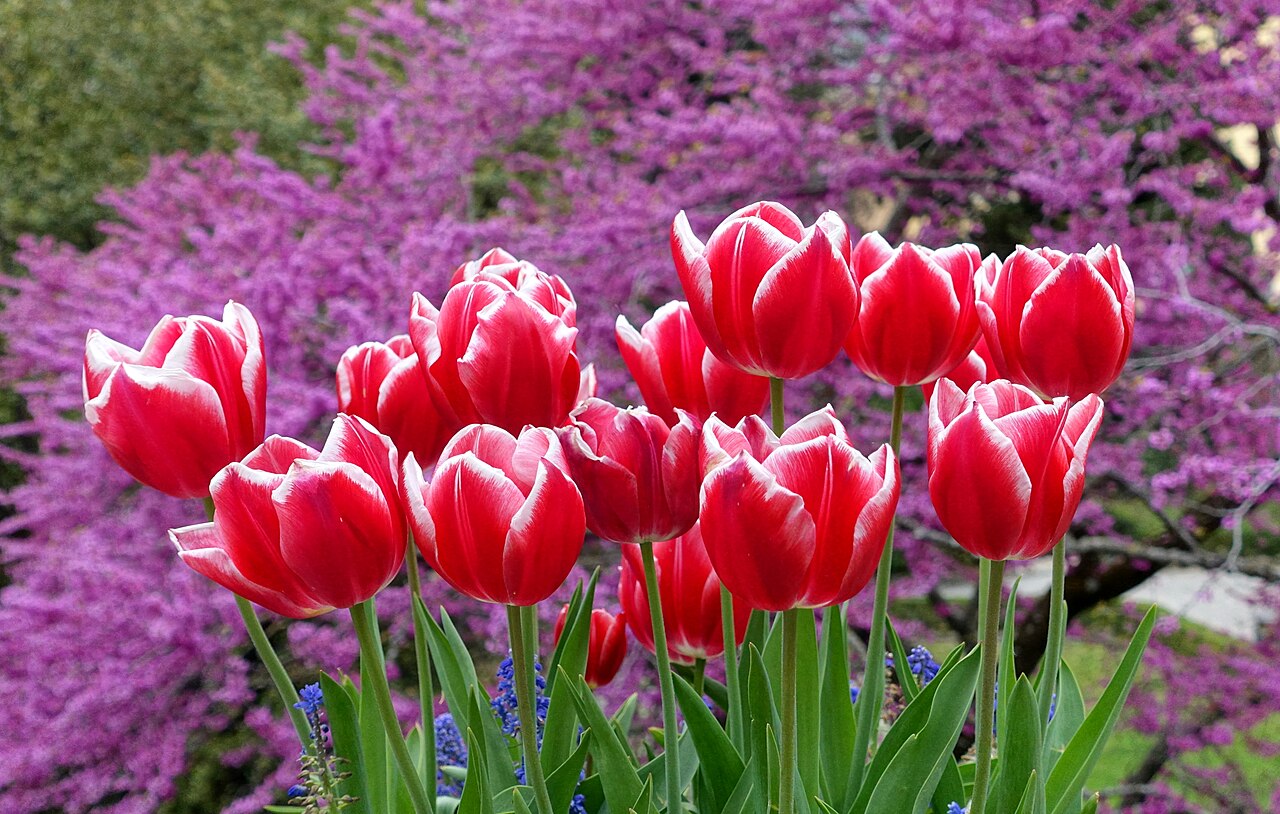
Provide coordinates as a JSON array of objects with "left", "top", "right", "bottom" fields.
[{"left": 1, "top": 1, "right": 1278, "bottom": 812}]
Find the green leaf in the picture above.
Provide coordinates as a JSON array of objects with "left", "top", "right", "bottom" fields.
[
  {"left": 1012, "top": 770, "right": 1047, "bottom": 814},
  {"left": 412, "top": 595, "right": 439, "bottom": 793},
  {"left": 852, "top": 646, "right": 982, "bottom": 814},
  {"left": 546, "top": 731, "right": 592, "bottom": 814},
  {"left": 1080, "top": 793, "right": 1099, "bottom": 814},
  {"left": 929, "top": 755, "right": 966, "bottom": 814},
  {"left": 635, "top": 729, "right": 699, "bottom": 809},
  {"left": 996, "top": 579, "right": 1021, "bottom": 745},
  {"left": 545, "top": 570, "right": 600, "bottom": 692},
  {"left": 819, "top": 604, "right": 856, "bottom": 809},
  {"left": 357, "top": 636, "right": 390, "bottom": 814},
  {"left": 457, "top": 722, "right": 497, "bottom": 814},
  {"left": 422, "top": 607, "right": 482, "bottom": 735},
  {"left": 992, "top": 677, "right": 1043, "bottom": 814},
  {"left": 721, "top": 756, "right": 759, "bottom": 814},
  {"left": 564, "top": 669, "right": 643, "bottom": 813},
  {"left": 319, "top": 673, "right": 370, "bottom": 814},
  {"left": 744, "top": 647, "right": 778, "bottom": 814},
  {"left": 629, "top": 776, "right": 656, "bottom": 814},
  {"left": 794, "top": 609, "right": 821, "bottom": 807},
  {"left": 1042, "top": 661, "right": 1085, "bottom": 777},
  {"left": 512, "top": 786, "right": 534, "bottom": 814},
  {"left": 673, "top": 673, "right": 745, "bottom": 813},
  {"left": 887, "top": 617, "right": 918, "bottom": 704},
  {"left": 1045, "top": 607, "right": 1156, "bottom": 814}
]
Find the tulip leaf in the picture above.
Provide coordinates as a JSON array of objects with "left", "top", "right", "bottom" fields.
[
  {"left": 612, "top": 693, "right": 640, "bottom": 743},
  {"left": 992, "top": 676, "right": 1043, "bottom": 814},
  {"left": 929, "top": 754, "right": 966, "bottom": 814},
  {"left": 996, "top": 579, "right": 1021, "bottom": 746},
  {"left": 744, "top": 647, "right": 779, "bottom": 814},
  {"left": 564, "top": 669, "right": 644, "bottom": 813},
  {"left": 794, "top": 608, "right": 822, "bottom": 807},
  {"left": 818, "top": 604, "right": 856, "bottom": 810},
  {"left": 319, "top": 673, "right": 370, "bottom": 814},
  {"left": 629, "top": 775, "right": 656, "bottom": 814},
  {"left": 422, "top": 607, "right": 482, "bottom": 734},
  {"left": 546, "top": 730, "right": 592, "bottom": 814},
  {"left": 1012, "top": 771, "right": 1047, "bottom": 814},
  {"left": 457, "top": 721, "right": 496, "bottom": 814},
  {"left": 721, "top": 756, "right": 759, "bottom": 814},
  {"left": 635, "top": 728, "right": 699, "bottom": 809},
  {"left": 1080, "top": 793, "right": 1100, "bottom": 814},
  {"left": 511, "top": 786, "right": 534, "bottom": 814},
  {"left": 851, "top": 646, "right": 981, "bottom": 814},
  {"left": 887, "top": 617, "right": 918, "bottom": 705},
  {"left": 411, "top": 595, "right": 438, "bottom": 793},
  {"left": 356, "top": 610, "right": 390, "bottom": 814},
  {"left": 673, "top": 673, "right": 745, "bottom": 813},
  {"left": 1045, "top": 606, "right": 1156, "bottom": 814},
  {"left": 543, "top": 574, "right": 597, "bottom": 772},
  {"left": 1042, "top": 660, "right": 1085, "bottom": 777}
]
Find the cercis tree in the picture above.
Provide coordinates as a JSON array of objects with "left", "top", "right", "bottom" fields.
[{"left": 1, "top": 0, "right": 1278, "bottom": 811}]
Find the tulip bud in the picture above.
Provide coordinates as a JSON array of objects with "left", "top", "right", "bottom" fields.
[
  {"left": 402, "top": 424, "right": 586, "bottom": 605},
  {"left": 169, "top": 415, "right": 406, "bottom": 617},
  {"left": 977, "top": 245, "right": 1135, "bottom": 399},
  {"left": 554, "top": 606, "right": 628, "bottom": 688},
  {"left": 616, "top": 300, "right": 769, "bottom": 425},
  {"left": 671, "top": 202, "right": 859, "bottom": 379},
  {"left": 557, "top": 399, "right": 701, "bottom": 545},
  {"left": 83, "top": 301, "right": 266, "bottom": 498},
  {"left": 408, "top": 250, "right": 581, "bottom": 434},
  {"left": 927, "top": 379, "right": 1105, "bottom": 560},
  {"left": 617, "top": 522, "right": 751, "bottom": 665},
  {"left": 336, "top": 335, "right": 455, "bottom": 469},
  {"left": 844, "top": 234, "right": 982, "bottom": 386},
  {"left": 699, "top": 409, "right": 900, "bottom": 611}
]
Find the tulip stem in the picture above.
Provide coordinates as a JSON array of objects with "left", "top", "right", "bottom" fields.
[
  {"left": 970, "top": 558, "right": 1006, "bottom": 814},
  {"left": 203, "top": 498, "right": 311, "bottom": 747},
  {"left": 406, "top": 543, "right": 437, "bottom": 792},
  {"left": 640, "top": 539, "right": 684, "bottom": 814},
  {"left": 351, "top": 601, "right": 434, "bottom": 814},
  {"left": 507, "top": 604, "right": 554, "bottom": 814},
  {"left": 850, "top": 385, "right": 907, "bottom": 790},
  {"left": 1038, "top": 539, "right": 1066, "bottom": 725},
  {"left": 770, "top": 377, "right": 786, "bottom": 434},
  {"left": 779, "top": 608, "right": 800, "bottom": 814},
  {"left": 719, "top": 585, "right": 744, "bottom": 749},
  {"left": 692, "top": 658, "right": 707, "bottom": 698}
]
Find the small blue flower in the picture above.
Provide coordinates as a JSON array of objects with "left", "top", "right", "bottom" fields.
[
  {"left": 295, "top": 683, "right": 325, "bottom": 718},
  {"left": 435, "top": 713, "right": 468, "bottom": 797},
  {"left": 946, "top": 803, "right": 967, "bottom": 814},
  {"left": 907, "top": 646, "right": 940, "bottom": 685},
  {"left": 287, "top": 784, "right": 308, "bottom": 798},
  {"left": 850, "top": 684, "right": 860, "bottom": 704}
]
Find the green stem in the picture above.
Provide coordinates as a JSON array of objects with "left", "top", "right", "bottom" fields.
[
  {"left": 1038, "top": 539, "right": 1066, "bottom": 725},
  {"left": 719, "top": 585, "right": 744, "bottom": 749},
  {"left": 202, "top": 497, "right": 311, "bottom": 746},
  {"left": 640, "top": 539, "right": 684, "bottom": 814},
  {"left": 969, "top": 559, "right": 1006, "bottom": 814},
  {"left": 850, "top": 385, "right": 907, "bottom": 788},
  {"left": 692, "top": 658, "right": 707, "bottom": 698},
  {"left": 779, "top": 609, "right": 800, "bottom": 814},
  {"left": 770, "top": 377, "right": 786, "bottom": 434},
  {"left": 406, "top": 545, "right": 437, "bottom": 794},
  {"left": 350, "top": 601, "right": 433, "bottom": 814},
  {"left": 508, "top": 605, "right": 554, "bottom": 814}
]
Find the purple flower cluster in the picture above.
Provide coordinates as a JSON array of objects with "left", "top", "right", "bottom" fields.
[{"left": 1, "top": 0, "right": 1277, "bottom": 811}]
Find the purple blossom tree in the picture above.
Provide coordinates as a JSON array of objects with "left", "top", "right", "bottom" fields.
[{"left": 2, "top": 0, "right": 1278, "bottom": 811}]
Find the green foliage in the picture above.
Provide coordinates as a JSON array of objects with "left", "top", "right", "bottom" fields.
[{"left": 0, "top": 0, "right": 356, "bottom": 254}]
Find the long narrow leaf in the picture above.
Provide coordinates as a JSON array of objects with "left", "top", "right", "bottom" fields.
[{"left": 819, "top": 604, "right": 856, "bottom": 809}]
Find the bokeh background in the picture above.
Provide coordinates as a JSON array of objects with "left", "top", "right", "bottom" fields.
[{"left": 1, "top": 0, "right": 1278, "bottom": 811}]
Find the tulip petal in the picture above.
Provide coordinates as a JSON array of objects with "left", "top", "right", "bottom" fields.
[
  {"left": 443, "top": 424, "right": 518, "bottom": 476},
  {"left": 85, "top": 365, "right": 232, "bottom": 498},
  {"left": 165, "top": 316, "right": 255, "bottom": 452},
  {"left": 337, "top": 341, "right": 404, "bottom": 421},
  {"left": 242, "top": 435, "right": 319, "bottom": 475},
  {"left": 700, "top": 454, "right": 815, "bottom": 611},
  {"left": 850, "top": 232, "right": 895, "bottom": 284},
  {"left": 171, "top": 523, "right": 331, "bottom": 619},
  {"left": 319, "top": 415, "right": 401, "bottom": 521},
  {"left": 616, "top": 313, "right": 678, "bottom": 424},
  {"left": 274, "top": 460, "right": 405, "bottom": 609},
  {"left": 648, "top": 303, "right": 712, "bottom": 420},
  {"left": 753, "top": 224, "right": 859, "bottom": 378},
  {"left": 843, "top": 445, "right": 899, "bottom": 600},
  {"left": 705, "top": 218, "right": 797, "bottom": 372},
  {"left": 778, "top": 406, "right": 849, "bottom": 446},
  {"left": 503, "top": 459, "right": 585, "bottom": 604},
  {"left": 928, "top": 402, "right": 1032, "bottom": 560},
  {"left": 377, "top": 353, "right": 454, "bottom": 467},
  {"left": 671, "top": 211, "right": 729, "bottom": 363},
  {"left": 401, "top": 454, "right": 439, "bottom": 570},
  {"left": 428, "top": 454, "right": 525, "bottom": 603},
  {"left": 703, "top": 349, "right": 769, "bottom": 425},
  {"left": 721, "top": 201, "right": 805, "bottom": 242}
]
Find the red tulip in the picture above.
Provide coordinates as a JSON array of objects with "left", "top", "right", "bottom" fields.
[
  {"left": 927, "top": 379, "right": 1104, "bottom": 560},
  {"left": 843, "top": 233, "right": 982, "bottom": 386},
  {"left": 169, "top": 415, "right": 406, "bottom": 618},
  {"left": 83, "top": 301, "right": 266, "bottom": 498},
  {"left": 336, "top": 335, "right": 455, "bottom": 468},
  {"left": 450, "top": 247, "right": 577, "bottom": 327},
  {"left": 699, "top": 409, "right": 899, "bottom": 611},
  {"left": 402, "top": 424, "right": 585, "bottom": 605},
  {"left": 616, "top": 300, "right": 769, "bottom": 425},
  {"left": 671, "top": 201, "right": 858, "bottom": 379},
  {"left": 408, "top": 250, "right": 580, "bottom": 434},
  {"left": 976, "top": 245, "right": 1134, "bottom": 399},
  {"left": 618, "top": 522, "right": 751, "bottom": 665},
  {"left": 553, "top": 606, "right": 628, "bottom": 688},
  {"left": 557, "top": 399, "right": 701, "bottom": 545},
  {"left": 920, "top": 334, "right": 1000, "bottom": 404}
]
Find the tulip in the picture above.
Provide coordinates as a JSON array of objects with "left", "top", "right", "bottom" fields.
[
  {"left": 843, "top": 233, "right": 982, "bottom": 386},
  {"left": 976, "top": 245, "right": 1135, "bottom": 399},
  {"left": 616, "top": 300, "right": 769, "bottom": 425},
  {"left": 699, "top": 408, "right": 900, "bottom": 611},
  {"left": 169, "top": 414, "right": 406, "bottom": 618},
  {"left": 671, "top": 201, "right": 858, "bottom": 379},
  {"left": 557, "top": 398, "right": 701, "bottom": 545},
  {"left": 402, "top": 424, "right": 585, "bottom": 605},
  {"left": 617, "top": 522, "right": 750, "bottom": 665},
  {"left": 554, "top": 606, "right": 628, "bottom": 688},
  {"left": 450, "top": 247, "right": 577, "bottom": 326},
  {"left": 408, "top": 250, "right": 581, "bottom": 434},
  {"left": 920, "top": 334, "right": 1000, "bottom": 403},
  {"left": 927, "top": 378, "right": 1105, "bottom": 560},
  {"left": 336, "top": 335, "right": 455, "bottom": 468},
  {"left": 83, "top": 301, "right": 266, "bottom": 498}
]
